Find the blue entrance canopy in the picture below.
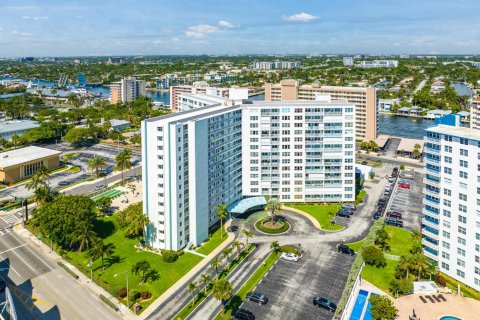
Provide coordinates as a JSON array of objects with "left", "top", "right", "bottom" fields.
[{"left": 227, "top": 196, "right": 266, "bottom": 214}]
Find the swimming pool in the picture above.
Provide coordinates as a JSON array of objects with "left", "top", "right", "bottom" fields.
[
  {"left": 350, "top": 289, "right": 369, "bottom": 320},
  {"left": 439, "top": 317, "right": 462, "bottom": 320}
]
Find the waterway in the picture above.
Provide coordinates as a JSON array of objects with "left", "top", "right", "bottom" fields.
[
  {"left": 452, "top": 82, "right": 474, "bottom": 97},
  {"left": 378, "top": 113, "right": 435, "bottom": 139}
]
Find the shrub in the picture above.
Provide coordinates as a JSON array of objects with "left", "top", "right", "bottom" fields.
[
  {"left": 362, "top": 245, "right": 386, "bottom": 267},
  {"left": 178, "top": 250, "right": 185, "bottom": 256},
  {"left": 255, "top": 218, "right": 290, "bottom": 234},
  {"left": 390, "top": 278, "right": 413, "bottom": 294},
  {"left": 140, "top": 291, "right": 152, "bottom": 300},
  {"left": 435, "top": 274, "right": 447, "bottom": 287},
  {"left": 162, "top": 250, "right": 179, "bottom": 263},
  {"left": 129, "top": 290, "right": 140, "bottom": 301},
  {"left": 118, "top": 287, "right": 128, "bottom": 298},
  {"left": 57, "top": 261, "right": 79, "bottom": 279},
  {"left": 280, "top": 245, "right": 301, "bottom": 256}
]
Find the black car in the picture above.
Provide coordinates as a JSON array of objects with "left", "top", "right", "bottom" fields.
[
  {"left": 361, "top": 161, "right": 368, "bottom": 165},
  {"left": 337, "top": 244, "right": 355, "bottom": 255},
  {"left": 385, "top": 218, "right": 403, "bottom": 227},
  {"left": 57, "top": 180, "right": 70, "bottom": 186},
  {"left": 232, "top": 308, "right": 255, "bottom": 320},
  {"left": 313, "top": 297, "right": 337, "bottom": 312},
  {"left": 373, "top": 212, "right": 382, "bottom": 219},
  {"left": 246, "top": 292, "right": 268, "bottom": 304},
  {"left": 227, "top": 225, "right": 238, "bottom": 232},
  {"left": 336, "top": 209, "right": 351, "bottom": 218}
]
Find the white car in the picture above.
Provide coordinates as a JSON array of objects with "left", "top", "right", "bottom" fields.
[{"left": 280, "top": 252, "right": 300, "bottom": 262}]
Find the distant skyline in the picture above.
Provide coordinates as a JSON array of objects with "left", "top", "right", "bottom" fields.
[{"left": 0, "top": 0, "right": 479, "bottom": 57}]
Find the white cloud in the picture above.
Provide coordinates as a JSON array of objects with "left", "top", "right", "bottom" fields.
[
  {"left": 185, "top": 24, "right": 220, "bottom": 39},
  {"left": 12, "top": 30, "right": 33, "bottom": 36},
  {"left": 219, "top": 20, "right": 235, "bottom": 29},
  {"left": 284, "top": 12, "right": 317, "bottom": 22},
  {"left": 21, "top": 16, "right": 49, "bottom": 20}
]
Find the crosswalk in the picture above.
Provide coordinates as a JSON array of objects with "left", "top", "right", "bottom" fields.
[{"left": 0, "top": 212, "right": 23, "bottom": 226}]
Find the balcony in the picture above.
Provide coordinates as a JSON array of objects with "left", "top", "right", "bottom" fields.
[
  {"left": 423, "top": 176, "right": 440, "bottom": 186},
  {"left": 422, "top": 216, "right": 439, "bottom": 227},
  {"left": 423, "top": 197, "right": 440, "bottom": 206},
  {"left": 425, "top": 136, "right": 440, "bottom": 143},
  {"left": 424, "top": 156, "right": 440, "bottom": 164},
  {"left": 423, "top": 206, "right": 439, "bottom": 215},
  {"left": 423, "top": 247, "right": 439, "bottom": 260},
  {"left": 423, "top": 188, "right": 440, "bottom": 197},
  {"left": 424, "top": 146, "right": 441, "bottom": 154},
  {"left": 425, "top": 167, "right": 441, "bottom": 175},
  {"left": 422, "top": 227, "right": 439, "bottom": 240},
  {"left": 422, "top": 238, "right": 439, "bottom": 247}
]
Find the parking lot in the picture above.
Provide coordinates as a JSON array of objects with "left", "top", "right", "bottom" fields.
[
  {"left": 386, "top": 170, "right": 424, "bottom": 231},
  {"left": 240, "top": 243, "right": 355, "bottom": 320}
]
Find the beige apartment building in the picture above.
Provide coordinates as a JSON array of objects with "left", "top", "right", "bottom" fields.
[
  {"left": 470, "top": 98, "right": 480, "bottom": 130},
  {"left": 265, "top": 79, "right": 378, "bottom": 140},
  {"left": 170, "top": 82, "right": 230, "bottom": 111},
  {"left": 110, "top": 77, "right": 146, "bottom": 104}
]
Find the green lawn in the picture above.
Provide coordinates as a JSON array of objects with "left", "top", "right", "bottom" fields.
[
  {"left": 64, "top": 216, "right": 203, "bottom": 312},
  {"left": 346, "top": 239, "right": 365, "bottom": 252},
  {"left": 289, "top": 204, "right": 343, "bottom": 230},
  {"left": 383, "top": 226, "right": 412, "bottom": 256},
  {"left": 196, "top": 225, "right": 228, "bottom": 256},
  {"left": 215, "top": 251, "right": 281, "bottom": 320},
  {"left": 361, "top": 260, "right": 398, "bottom": 294}
]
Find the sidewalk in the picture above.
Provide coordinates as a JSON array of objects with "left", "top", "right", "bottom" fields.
[
  {"left": 140, "top": 219, "right": 236, "bottom": 319},
  {"left": 14, "top": 225, "right": 138, "bottom": 320}
]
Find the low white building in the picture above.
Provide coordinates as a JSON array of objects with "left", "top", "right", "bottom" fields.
[
  {"left": 358, "top": 60, "right": 398, "bottom": 68},
  {"left": 0, "top": 120, "right": 40, "bottom": 140},
  {"left": 378, "top": 99, "right": 399, "bottom": 112}
]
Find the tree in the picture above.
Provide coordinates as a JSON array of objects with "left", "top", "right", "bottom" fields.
[
  {"left": 199, "top": 273, "right": 211, "bottom": 293},
  {"left": 117, "top": 203, "right": 150, "bottom": 244},
  {"left": 131, "top": 260, "right": 152, "bottom": 284},
  {"left": 265, "top": 198, "right": 282, "bottom": 224},
  {"left": 270, "top": 241, "right": 280, "bottom": 253},
  {"left": 67, "top": 93, "right": 83, "bottom": 108},
  {"left": 34, "top": 164, "right": 50, "bottom": 182},
  {"left": 70, "top": 221, "right": 97, "bottom": 252},
  {"left": 188, "top": 281, "right": 199, "bottom": 306},
  {"left": 210, "top": 256, "right": 222, "bottom": 274},
  {"left": 231, "top": 240, "right": 243, "bottom": 253},
  {"left": 88, "top": 156, "right": 107, "bottom": 178},
  {"left": 241, "top": 229, "right": 253, "bottom": 246},
  {"left": 390, "top": 277, "right": 413, "bottom": 295},
  {"left": 369, "top": 295, "right": 398, "bottom": 320},
  {"left": 362, "top": 246, "right": 386, "bottom": 267},
  {"left": 410, "top": 228, "right": 423, "bottom": 255},
  {"left": 215, "top": 203, "right": 228, "bottom": 238},
  {"left": 222, "top": 247, "right": 233, "bottom": 262},
  {"left": 115, "top": 148, "right": 132, "bottom": 181},
  {"left": 34, "top": 183, "right": 57, "bottom": 207},
  {"left": 89, "top": 240, "right": 115, "bottom": 272},
  {"left": 130, "top": 134, "right": 141, "bottom": 145},
  {"left": 375, "top": 228, "right": 391, "bottom": 252},
  {"left": 95, "top": 197, "right": 112, "bottom": 215},
  {"left": 369, "top": 140, "right": 379, "bottom": 151},
  {"left": 212, "top": 279, "right": 233, "bottom": 316},
  {"left": 26, "top": 174, "right": 43, "bottom": 191}
]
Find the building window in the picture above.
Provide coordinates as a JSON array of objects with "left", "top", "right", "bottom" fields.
[
  {"left": 460, "top": 149, "right": 468, "bottom": 156},
  {"left": 456, "top": 270, "right": 465, "bottom": 278},
  {"left": 441, "top": 262, "right": 450, "bottom": 270}
]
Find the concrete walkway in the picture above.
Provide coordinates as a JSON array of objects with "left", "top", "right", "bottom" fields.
[{"left": 140, "top": 219, "right": 235, "bottom": 319}]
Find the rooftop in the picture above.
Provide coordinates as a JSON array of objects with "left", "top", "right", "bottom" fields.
[
  {"left": 0, "top": 146, "right": 61, "bottom": 169},
  {"left": 227, "top": 196, "right": 266, "bottom": 214},
  {"left": 109, "top": 119, "right": 131, "bottom": 127},
  {"left": 397, "top": 138, "right": 424, "bottom": 153},
  {"left": 0, "top": 120, "right": 40, "bottom": 134},
  {"left": 427, "top": 124, "right": 480, "bottom": 141}
]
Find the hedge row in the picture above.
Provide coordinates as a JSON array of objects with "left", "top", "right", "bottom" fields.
[
  {"left": 57, "top": 261, "right": 79, "bottom": 280},
  {"left": 100, "top": 294, "right": 119, "bottom": 311},
  {"left": 255, "top": 218, "right": 290, "bottom": 234}
]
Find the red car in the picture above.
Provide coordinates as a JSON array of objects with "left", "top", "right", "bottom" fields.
[{"left": 399, "top": 183, "right": 411, "bottom": 189}]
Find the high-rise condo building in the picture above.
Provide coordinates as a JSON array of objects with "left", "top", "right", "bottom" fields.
[
  {"left": 169, "top": 82, "right": 230, "bottom": 112},
  {"left": 264, "top": 79, "right": 377, "bottom": 140},
  {"left": 470, "top": 98, "right": 480, "bottom": 130},
  {"left": 343, "top": 57, "right": 354, "bottom": 67},
  {"left": 423, "top": 116, "right": 480, "bottom": 291},
  {"left": 109, "top": 77, "right": 146, "bottom": 104},
  {"left": 142, "top": 98, "right": 355, "bottom": 250}
]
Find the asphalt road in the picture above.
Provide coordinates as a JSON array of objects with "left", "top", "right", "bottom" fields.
[{"left": 0, "top": 213, "right": 121, "bottom": 320}]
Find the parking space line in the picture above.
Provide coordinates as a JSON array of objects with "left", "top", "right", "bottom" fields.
[{"left": 0, "top": 243, "right": 28, "bottom": 255}]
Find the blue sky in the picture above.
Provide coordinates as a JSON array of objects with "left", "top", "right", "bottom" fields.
[{"left": 0, "top": 0, "right": 479, "bottom": 57}]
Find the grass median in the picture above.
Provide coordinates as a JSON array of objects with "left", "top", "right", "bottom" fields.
[
  {"left": 215, "top": 251, "right": 280, "bottom": 320},
  {"left": 288, "top": 204, "right": 343, "bottom": 231},
  {"left": 196, "top": 225, "right": 228, "bottom": 256}
]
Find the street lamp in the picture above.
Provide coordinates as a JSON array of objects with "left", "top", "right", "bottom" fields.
[
  {"left": 114, "top": 270, "right": 129, "bottom": 309},
  {"left": 87, "top": 260, "right": 93, "bottom": 282}
]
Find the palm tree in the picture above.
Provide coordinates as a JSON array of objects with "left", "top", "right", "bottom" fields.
[
  {"left": 215, "top": 203, "right": 228, "bottom": 238},
  {"left": 70, "top": 222, "right": 97, "bottom": 252},
  {"left": 188, "top": 281, "right": 199, "bottom": 306},
  {"left": 270, "top": 241, "right": 280, "bottom": 253},
  {"left": 131, "top": 260, "right": 152, "bottom": 284},
  {"left": 34, "top": 184, "right": 57, "bottom": 207},
  {"left": 88, "top": 240, "right": 115, "bottom": 272},
  {"left": 34, "top": 164, "right": 50, "bottom": 183},
  {"left": 210, "top": 256, "right": 222, "bottom": 275},
  {"left": 125, "top": 212, "right": 150, "bottom": 245},
  {"left": 88, "top": 156, "right": 107, "bottom": 178},
  {"left": 231, "top": 240, "right": 243, "bottom": 254},
  {"left": 199, "top": 273, "right": 211, "bottom": 293},
  {"left": 212, "top": 279, "right": 233, "bottom": 316},
  {"left": 222, "top": 247, "right": 233, "bottom": 262},
  {"left": 242, "top": 229, "right": 253, "bottom": 246},
  {"left": 265, "top": 198, "right": 282, "bottom": 224},
  {"left": 26, "top": 174, "right": 43, "bottom": 191},
  {"left": 115, "top": 148, "right": 132, "bottom": 182}
]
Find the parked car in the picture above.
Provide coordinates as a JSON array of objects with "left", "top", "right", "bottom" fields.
[
  {"left": 337, "top": 244, "right": 355, "bottom": 255},
  {"left": 361, "top": 161, "right": 368, "bottom": 165},
  {"left": 385, "top": 218, "right": 403, "bottom": 227},
  {"left": 227, "top": 225, "right": 238, "bottom": 232},
  {"left": 94, "top": 185, "right": 105, "bottom": 191},
  {"left": 373, "top": 212, "right": 382, "bottom": 219},
  {"left": 246, "top": 292, "right": 268, "bottom": 305},
  {"left": 399, "top": 183, "right": 411, "bottom": 189},
  {"left": 57, "top": 180, "right": 70, "bottom": 186},
  {"left": 232, "top": 308, "right": 255, "bottom": 320},
  {"left": 387, "top": 211, "right": 402, "bottom": 219},
  {"left": 342, "top": 203, "right": 356, "bottom": 211},
  {"left": 280, "top": 252, "right": 300, "bottom": 262},
  {"left": 336, "top": 209, "right": 351, "bottom": 218},
  {"left": 313, "top": 297, "right": 337, "bottom": 312},
  {"left": 378, "top": 199, "right": 387, "bottom": 206}
]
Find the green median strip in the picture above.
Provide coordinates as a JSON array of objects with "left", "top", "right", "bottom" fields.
[
  {"left": 215, "top": 251, "right": 281, "bottom": 320},
  {"left": 174, "top": 244, "right": 255, "bottom": 320}
]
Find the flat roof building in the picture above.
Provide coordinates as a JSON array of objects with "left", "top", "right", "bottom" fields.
[
  {"left": 0, "top": 120, "right": 40, "bottom": 140},
  {"left": 0, "top": 146, "right": 61, "bottom": 183},
  {"left": 264, "top": 79, "right": 377, "bottom": 140},
  {"left": 110, "top": 77, "right": 146, "bottom": 104},
  {"left": 169, "top": 82, "right": 230, "bottom": 112}
]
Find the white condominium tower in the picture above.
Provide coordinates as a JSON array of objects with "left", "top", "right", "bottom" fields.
[
  {"left": 423, "top": 118, "right": 480, "bottom": 290},
  {"left": 142, "top": 98, "right": 356, "bottom": 250}
]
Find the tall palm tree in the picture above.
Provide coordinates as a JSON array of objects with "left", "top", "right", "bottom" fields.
[
  {"left": 210, "top": 256, "right": 222, "bottom": 275},
  {"left": 222, "top": 247, "right": 233, "bottom": 262},
  {"left": 215, "top": 203, "right": 228, "bottom": 238},
  {"left": 125, "top": 210, "right": 150, "bottom": 245},
  {"left": 26, "top": 174, "right": 43, "bottom": 191},
  {"left": 188, "top": 281, "right": 199, "bottom": 306},
  {"left": 270, "top": 241, "right": 280, "bottom": 253},
  {"left": 212, "top": 279, "right": 233, "bottom": 316},
  {"left": 231, "top": 240, "right": 244, "bottom": 254},
  {"left": 34, "top": 184, "right": 57, "bottom": 207},
  {"left": 199, "top": 273, "right": 211, "bottom": 293},
  {"left": 242, "top": 229, "right": 253, "bottom": 246},
  {"left": 88, "top": 239, "right": 115, "bottom": 272},
  {"left": 265, "top": 198, "right": 282, "bottom": 224},
  {"left": 88, "top": 156, "right": 107, "bottom": 178},
  {"left": 115, "top": 148, "right": 132, "bottom": 182},
  {"left": 70, "top": 222, "right": 97, "bottom": 252},
  {"left": 34, "top": 164, "right": 50, "bottom": 183}
]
